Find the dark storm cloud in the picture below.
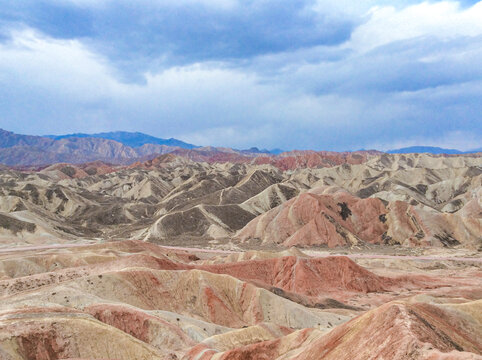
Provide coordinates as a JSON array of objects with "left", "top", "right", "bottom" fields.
[
  {"left": 0, "top": 0, "right": 355, "bottom": 70},
  {"left": 279, "top": 35, "right": 482, "bottom": 96},
  {"left": 0, "top": 0, "right": 481, "bottom": 151}
]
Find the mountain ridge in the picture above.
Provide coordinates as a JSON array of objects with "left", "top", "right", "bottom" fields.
[
  {"left": 44, "top": 130, "right": 199, "bottom": 149},
  {"left": 0, "top": 129, "right": 378, "bottom": 166},
  {"left": 1, "top": 129, "right": 481, "bottom": 166},
  {"left": 387, "top": 145, "right": 481, "bottom": 154}
]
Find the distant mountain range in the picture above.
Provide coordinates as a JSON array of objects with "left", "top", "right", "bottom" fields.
[
  {"left": 0, "top": 129, "right": 282, "bottom": 166},
  {"left": 45, "top": 131, "right": 199, "bottom": 149},
  {"left": 387, "top": 146, "right": 481, "bottom": 154},
  {"left": 0, "top": 128, "right": 480, "bottom": 166}
]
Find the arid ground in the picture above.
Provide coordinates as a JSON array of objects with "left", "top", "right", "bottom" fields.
[{"left": 0, "top": 152, "right": 480, "bottom": 359}]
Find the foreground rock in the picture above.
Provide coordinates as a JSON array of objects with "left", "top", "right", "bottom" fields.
[{"left": 0, "top": 241, "right": 480, "bottom": 359}]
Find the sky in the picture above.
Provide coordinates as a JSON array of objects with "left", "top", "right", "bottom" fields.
[{"left": 0, "top": 0, "right": 481, "bottom": 151}]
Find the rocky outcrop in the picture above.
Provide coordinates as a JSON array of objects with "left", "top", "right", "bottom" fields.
[
  {"left": 252, "top": 150, "right": 380, "bottom": 170},
  {"left": 199, "top": 256, "right": 394, "bottom": 297},
  {"left": 0, "top": 308, "right": 167, "bottom": 360},
  {"left": 237, "top": 186, "right": 481, "bottom": 248},
  {"left": 292, "top": 299, "right": 482, "bottom": 360}
]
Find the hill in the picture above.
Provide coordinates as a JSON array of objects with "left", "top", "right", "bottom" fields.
[
  {"left": 45, "top": 130, "right": 198, "bottom": 149},
  {"left": 387, "top": 146, "right": 463, "bottom": 154},
  {"left": 387, "top": 146, "right": 482, "bottom": 154},
  {"left": 0, "top": 240, "right": 480, "bottom": 360}
]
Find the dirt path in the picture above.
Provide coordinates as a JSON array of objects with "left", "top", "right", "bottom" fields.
[
  {"left": 312, "top": 252, "right": 482, "bottom": 263},
  {"left": 160, "top": 245, "right": 239, "bottom": 254},
  {"left": 0, "top": 242, "right": 480, "bottom": 263},
  {"left": 0, "top": 242, "right": 93, "bottom": 254},
  {"left": 167, "top": 246, "right": 482, "bottom": 263}
]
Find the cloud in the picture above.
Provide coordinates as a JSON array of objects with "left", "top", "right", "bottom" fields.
[
  {"left": 349, "top": 1, "right": 482, "bottom": 52},
  {"left": 0, "top": 1, "right": 481, "bottom": 151},
  {"left": 0, "top": 29, "right": 367, "bottom": 149},
  {"left": 284, "top": 35, "right": 482, "bottom": 96},
  {"left": 0, "top": 29, "right": 118, "bottom": 97},
  {"left": 0, "top": 0, "right": 355, "bottom": 75}
]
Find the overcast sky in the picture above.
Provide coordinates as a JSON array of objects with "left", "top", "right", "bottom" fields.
[{"left": 0, "top": 0, "right": 481, "bottom": 150}]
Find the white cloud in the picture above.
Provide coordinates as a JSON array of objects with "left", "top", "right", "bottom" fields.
[
  {"left": 0, "top": 28, "right": 121, "bottom": 102},
  {"left": 0, "top": 28, "right": 333, "bottom": 147},
  {"left": 312, "top": 0, "right": 377, "bottom": 17},
  {"left": 1, "top": 1, "right": 481, "bottom": 151},
  {"left": 349, "top": 1, "right": 482, "bottom": 52}
]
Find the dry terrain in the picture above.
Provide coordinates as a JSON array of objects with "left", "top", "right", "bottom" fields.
[
  {"left": 0, "top": 152, "right": 480, "bottom": 359},
  {"left": 0, "top": 241, "right": 480, "bottom": 360},
  {"left": 0, "top": 153, "right": 480, "bottom": 249}
]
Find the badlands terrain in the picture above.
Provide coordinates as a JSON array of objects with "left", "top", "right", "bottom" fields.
[
  {"left": 0, "top": 151, "right": 479, "bottom": 249},
  {"left": 0, "top": 150, "right": 480, "bottom": 359}
]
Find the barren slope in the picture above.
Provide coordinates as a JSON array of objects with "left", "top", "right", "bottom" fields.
[
  {"left": 0, "top": 241, "right": 479, "bottom": 360},
  {"left": 0, "top": 153, "right": 480, "bottom": 249}
]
